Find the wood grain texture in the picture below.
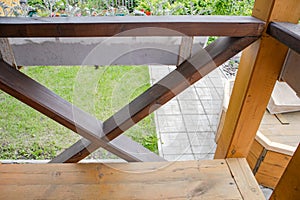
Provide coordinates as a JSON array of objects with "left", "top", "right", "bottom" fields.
[
  {"left": 0, "top": 38, "right": 16, "bottom": 68},
  {"left": 0, "top": 60, "right": 164, "bottom": 162},
  {"left": 267, "top": 22, "right": 300, "bottom": 53},
  {"left": 215, "top": 0, "right": 299, "bottom": 159},
  {"left": 254, "top": 150, "right": 291, "bottom": 188},
  {"left": 52, "top": 36, "right": 258, "bottom": 163},
  {"left": 270, "top": 144, "right": 300, "bottom": 199},
  {"left": 226, "top": 158, "right": 265, "bottom": 200},
  {"left": 177, "top": 36, "right": 193, "bottom": 65},
  {"left": 0, "top": 16, "right": 265, "bottom": 37},
  {"left": 0, "top": 160, "right": 261, "bottom": 199},
  {"left": 246, "top": 140, "right": 264, "bottom": 170}
]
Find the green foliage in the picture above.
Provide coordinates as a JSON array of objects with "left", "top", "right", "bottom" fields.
[
  {"left": 0, "top": 141, "right": 60, "bottom": 159},
  {"left": 136, "top": 0, "right": 254, "bottom": 16}
]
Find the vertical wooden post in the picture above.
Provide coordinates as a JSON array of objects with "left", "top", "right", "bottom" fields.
[
  {"left": 215, "top": 0, "right": 300, "bottom": 159},
  {"left": 270, "top": 144, "right": 300, "bottom": 199},
  {"left": 0, "top": 38, "right": 17, "bottom": 68}
]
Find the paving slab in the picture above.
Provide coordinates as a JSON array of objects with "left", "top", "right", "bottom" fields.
[{"left": 150, "top": 65, "right": 226, "bottom": 161}]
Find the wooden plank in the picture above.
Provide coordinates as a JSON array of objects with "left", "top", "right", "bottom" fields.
[
  {"left": 52, "top": 36, "right": 259, "bottom": 163},
  {"left": 280, "top": 49, "right": 300, "bottom": 97},
  {"left": 274, "top": 113, "right": 289, "bottom": 125},
  {"left": 267, "top": 22, "right": 300, "bottom": 54},
  {"left": 215, "top": 0, "right": 300, "bottom": 159},
  {"left": 270, "top": 144, "right": 300, "bottom": 199},
  {"left": 246, "top": 152, "right": 259, "bottom": 171},
  {"left": 246, "top": 140, "right": 264, "bottom": 171},
  {"left": 177, "top": 37, "right": 194, "bottom": 66},
  {"left": 0, "top": 16, "right": 265, "bottom": 37},
  {"left": 0, "top": 160, "right": 245, "bottom": 199},
  {"left": 255, "top": 150, "right": 292, "bottom": 188},
  {"left": 226, "top": 158, "right": 265, "bottom": 200},
  {"left": 250, "top": 139, "right": 264, "bottom": 158},
  {"left": 0, "top": 60, "right": 164, "bottom": 162},
  {"left": 255, "top": 171, "right": 280, "bottom": 189},
  {"left": 0, "top": 38, "right": 16, "bottom": 68},
  {"left": 263, "top": 150, "right": 292, "bottom": 167}
]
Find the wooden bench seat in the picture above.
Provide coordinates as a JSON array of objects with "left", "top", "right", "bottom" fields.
[{"left": 0, "top": 158, "right": 264, "bottom": 199}]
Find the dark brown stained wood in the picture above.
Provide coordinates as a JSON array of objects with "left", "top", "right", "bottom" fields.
[
  {"left": 0, "top": 159, "right": 265, "bottom": 199},
  {"left": 267, "top": 22, "right": 300, "bottom": 54},
  {"left": 280, "top": 49, "right": 300, "bottom": 97},
  {"left": 52, "top": 36, "right": 259, "bottom": 163},
  {"left": 0, "top": 16, "right": 265, "bottom": 37},
  {"left": 0, "top": 60, "right": 164, "bottom": 162}
]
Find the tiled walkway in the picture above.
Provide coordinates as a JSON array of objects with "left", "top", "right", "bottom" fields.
[{"left": 149, "top": 65, "right": 226, "bottom": 161}]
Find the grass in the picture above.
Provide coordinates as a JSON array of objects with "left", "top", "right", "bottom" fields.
[{"left": 0, "top": 65, "right": 158, "bottom": 160}]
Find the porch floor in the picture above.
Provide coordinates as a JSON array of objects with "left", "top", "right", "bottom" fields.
[{"left": 0, "top": 158, "right": 264, "bottom": 199}]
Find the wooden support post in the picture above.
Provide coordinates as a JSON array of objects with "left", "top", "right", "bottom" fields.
[
  {"left": 177, "top": 37, "right": 194, "bottom": 66},
  {"left": 52, "top": 36, "right": 259, "bottom": 163},
  {"left": 0, "top": 38, "right": 16, "bottom": 68},
  {"left": 215, "top": 0, "right": 300, "bottom": 159},
  {"left": 270, "top": 144, "right": 300, "bottom": 199}
]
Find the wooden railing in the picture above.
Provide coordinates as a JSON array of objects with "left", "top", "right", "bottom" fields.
[
  {"left": 0, "top": 15, "right": 263, "bottom": 163},
  {"left": 0, "top": 0, "right": 299, "bottom": 199}
]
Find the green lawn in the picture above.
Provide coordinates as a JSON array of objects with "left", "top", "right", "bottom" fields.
[{"left": 0, "top": 65, "right": 157, "bottom": 160}]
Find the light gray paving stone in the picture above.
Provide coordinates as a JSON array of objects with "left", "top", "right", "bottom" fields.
[
  {"left": 209, "top": 76, "right": 225, "bottom": 88},
  {"left": 194, "top": 153, "right": 215, "bottom": 160},
  {"left": 156, "top": 100, "right": 181, "bottom": 115},
  {"left": 194, "top": 77, "right": 214, "bottom": 88},
  {"left": 160, "top": 133, "right": 190, "bottom": 147},
  {"left": 207, "top": 114, "right": 221, "bottom": 126},
  {"left": 157, "top": 115, "right": 186, "bottom": 133},
  {"left": 178, "top": 100, "right": 205, "bottom": 114},
  {"left": 177, "top": 87, "right": 199, "bottom": 100},
  {"left": 215, "top": 87, "right": 225, "bottom": 99},
  {"left": 163, "top": 154, "right": 195, "bottom": 161},
  {"left": 195, "top": 87, "right": 220, "bottom": 100},
  {"left": 150, "top": 65, "right": 226, "bottom": 160},
  {"left": 191, "top": 145, "right": 216, "bottom": 154},
  {"left": 183, "top": 115, "right": 211, "bottom": 132},
  {"left": 163, "top": 145, "right": 193, "bottom": 154},
  {"left": 201, "top": 100, "right": 222, "bottom": 115},
  {"left": 189, "top": 136, "right": 216, "bottom": 146}
]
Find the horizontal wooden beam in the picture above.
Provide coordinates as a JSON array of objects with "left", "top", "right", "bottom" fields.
[
  {"left": 267, "top": 22, "right": 300, "bottom": 54},
  {"left": 53, "top": 36, "right": 259, "bottom": 163},
  {"left": 0, "top": 16, "right": 265, "bottom": 37},
  {"left": 0, "top": 60, "right": 164, "bottom": 162},
  {"left": 0, "top": 159, "right": 264, "bottom": 199}
]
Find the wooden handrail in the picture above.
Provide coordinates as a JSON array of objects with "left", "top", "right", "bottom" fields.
[
  {"left": 267, "top": 22, "right": 300, "bottom": 54},
  {"left": 0, "top": 16, "right": 265, "bottom": 37}
]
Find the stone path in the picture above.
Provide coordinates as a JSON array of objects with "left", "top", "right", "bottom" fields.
[{"left": 149, "top": 65, "right": 226, "bottom": 161}]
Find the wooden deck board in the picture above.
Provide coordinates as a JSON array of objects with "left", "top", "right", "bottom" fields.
[
  {"left": 259, "top": 111, "right": 300, "bottom": 148},
  {"left": 0, "top": 160, "right": 263, "bottom": 199}
]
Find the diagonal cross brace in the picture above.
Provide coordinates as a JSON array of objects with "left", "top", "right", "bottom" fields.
[
  {"left": 0, "top": 60, "right": 164, "bottom": 162},
  {"left": 52, "top": 36, "right": 259, "bottom": 163}
]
